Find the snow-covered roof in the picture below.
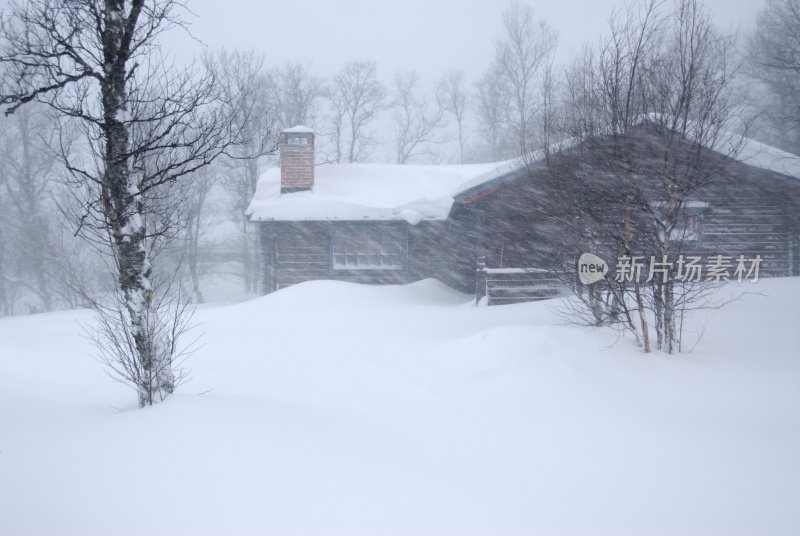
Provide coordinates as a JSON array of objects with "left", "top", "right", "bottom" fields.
[
  {"left": 246, "top": 161, "right": 518, "bottom": 224},
  {"left": 735, "top": 137, "right": 800, "bottom": 180},
  {"left": 640, "top": 114, "right": 800, "bottom": 181},
  {"left": 246, "top": 133, "right": 800, "bottom": 225}
]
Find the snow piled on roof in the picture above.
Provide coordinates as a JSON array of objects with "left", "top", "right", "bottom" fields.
[
  {"left": 735, "top": 137, "right": 800, "bottom": 180},
  {"left": 247, "top": 132, "right": 800, "bottom": 225},
  {"left": 246, "top": 161, "right": 517, "bottom": 224},
  {"left": 643, "top": 113, "right": 800, "bottom": 180}
]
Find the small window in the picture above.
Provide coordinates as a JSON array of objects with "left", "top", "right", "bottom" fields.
[
  {"left": 670, "top": 212, "right": 700, "bottom": 241},
  {"left": 286, "top": 136, "right": 308, "bottom": 145},
  {"left": 332, "top": 226, "right": 405, "bottom": 271},
  {"left": 652, "top": 202, "right": 706, "bottom": 244}
]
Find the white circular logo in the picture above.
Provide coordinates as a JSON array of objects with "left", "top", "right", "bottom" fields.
[{"left": 578, "top": 253, "right": 608, "bottom": 285}]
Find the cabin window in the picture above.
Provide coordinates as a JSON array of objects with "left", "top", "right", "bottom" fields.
[
  {"left": 670, "top": 212, "right": 700, "bottom": 241},
  {"left": 652, "top": 202, "right": 707, "bottom": 244},
  {"left": 331, "top": 225, "right": 406, "bottom": 271}
]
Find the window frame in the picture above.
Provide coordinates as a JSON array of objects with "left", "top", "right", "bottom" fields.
[
  {"left": 652, "top": 202, "right": 707, "bottom": 247},
  {"left": 329, "top": 223, "right": 409, "bottom": 275}
]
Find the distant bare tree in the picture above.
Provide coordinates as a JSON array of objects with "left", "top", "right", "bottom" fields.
[
  {"left": 0, "top": 116, "right": 12, "bottom": 314},
  {"left": 492, "top": 2, "right": 558, "bottom": 155},
  {"left": 180, "top": 166, "right": 218, "bottom": 303},
  {"left": 326, "top": 60, "right": 387, "bottom": 163},
  {"left": 391, "top": 70, "right": 446, "bottom": 164},
  {"left": 0, "top": 104, "right": 60, "bottom": 313},
  {"left": 748, "top": 0, "right": 800, "bottom": 153},
  {"left": 203, "top": 49, "right": 276, "bottom": 293},
  {"left": 267, "top": 61, "right": 324, "bottom": 132},
  {"left": 439, "top": 70, "right": 469, "bottom": 164},
  {"left": 0, "top": 193, "right": 8, "bottom": 314},
  {"left": 474, "top": 64, "right": 513, "bottom": 162}
]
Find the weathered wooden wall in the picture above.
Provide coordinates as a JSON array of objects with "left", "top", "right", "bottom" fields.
[
  {"left": 258, "top": 220, "right": 473, "bottom": 293},
  {"left": 455, "top": 150, "right": 800, "bottom": 282},
  {"left": 689, "top": 165, "right": 800, "bottom": 278}
]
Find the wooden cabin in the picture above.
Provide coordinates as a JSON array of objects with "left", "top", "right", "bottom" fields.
[{"left": 247, "top": 126, "right": 800, "bottom": 301}]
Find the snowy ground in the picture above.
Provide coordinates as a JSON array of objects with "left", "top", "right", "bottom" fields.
[{"left": 1, "top": 278, "right": 798, "bottom": 535}]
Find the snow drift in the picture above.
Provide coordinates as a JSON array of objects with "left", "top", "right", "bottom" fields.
[{"left": 1, "top": 278, "right": 798, "bottom": 535}]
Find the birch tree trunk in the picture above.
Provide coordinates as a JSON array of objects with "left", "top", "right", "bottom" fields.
[{"left": 100, "top": 1, "right": 172, "bottom": 405}]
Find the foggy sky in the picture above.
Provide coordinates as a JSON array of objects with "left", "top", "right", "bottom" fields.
[{"left": 167, "top": 0, "right": 763, "bottom": 80}]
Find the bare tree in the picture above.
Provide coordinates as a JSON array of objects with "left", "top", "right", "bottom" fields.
[
  {"left": 544, "top": 0, "right": 741, "bottom": 354},
  {"left": 267, "top": 61, "right": 324, "bottom": 132},
  {"left": 184, "top": 168, "right": 213, "bottom": 303},
  {"left": 391, "top": 70, "right": 446, "bottom": 164},
  {"left": 326, "top": 60, "right": 387, "bottom": 163},
  {"left": 0, "top": 209, "right": 8, "bottom": 315},
  {"left": 1, "top": 0, "right": 239, "bottom": 406},
  {"left": 474, "top": 64, "right": 513, "bottom": 162},
  {"left": 644, "top": 0, "right": 741, "bottom": 352},
  {"left": 438, "top": 70, "right": 469, "bottom": 164},
  {"left": 0, "top": 103, "right": 60, "bottom": 313},
  {"left": 0, "top": 117, "right": 12, "bottom": 314},
  {"left": 203, "top": 49, "right": 275, "bottom": 293},
  {"left": 748, "top": 0, "right": 800, "bottom": 153},
  {"left": 491, "top": 2, "right": 558, "bottom": 156}
]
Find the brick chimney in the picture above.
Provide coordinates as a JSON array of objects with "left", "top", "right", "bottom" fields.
[{"left": 280, "top": 126, "right": 315, "bottom": 193}]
